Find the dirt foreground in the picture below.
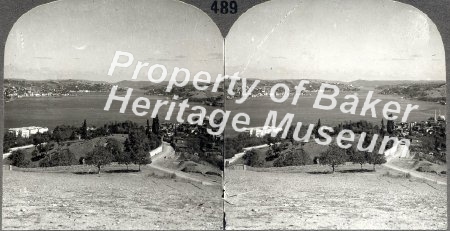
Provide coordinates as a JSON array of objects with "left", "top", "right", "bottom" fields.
[
  {"left": 2, "top": 166, "right": 223, "bottom": 230},
  {"left": 224, "top": 165, "right": 447, "bottom": 230}
]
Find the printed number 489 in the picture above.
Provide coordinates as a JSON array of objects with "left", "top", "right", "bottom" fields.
[{"left": 211, "top": 0, "right": 237, "bottom": 14}]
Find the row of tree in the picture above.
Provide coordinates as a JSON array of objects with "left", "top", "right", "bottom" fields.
[
  {"left": 85, "top": 127, "right": 161, "bottom": 173},
  {"left": 6, "top": 117, "right": 163, "bottom": 172},
  {"left": 4, "top": 117, "right": 162, "bottom": 154},
  {"left": 243, "top": 132, "right": 387, "bottom": 172}
]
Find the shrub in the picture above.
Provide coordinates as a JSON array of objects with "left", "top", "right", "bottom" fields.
[
  {"left": 350, "top": 151, "right": 367, "bottom": 169},
  {"left": 117, "top": 152, "right": 132, "bottom": 170},
  {"left": 131, "top": 148, "right": 151, "bottom": 171},
  {"left": 8, "top": 150, "right": 30, "bottom": 167},
  {"left": 243, "top": 149, "right": 266, "bottom": 167},
  {"left": 319, "top": 144, "right": 347, "bottom": 172},
  {"left": 274, "top": 148, "right": 312, "bottom": 167},
  {"left": 265, "top": 149, "right": 279, "bottom": 161},
  {"left": 85, "top": 145, "right": 114, "bottom": 174},
  {"left": 39, "top": 149, "right": 77, "bottom": 167},
  {"left": 366, "top": 151, "right": 387, "bottom": 171}
]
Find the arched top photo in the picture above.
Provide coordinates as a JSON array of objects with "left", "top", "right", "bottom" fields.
[
  {"left": 226, "top": 0, "right": 445, "bottom": 81},
  {"left": 5, "top": 0, "right": 223, "bottom": 82}
]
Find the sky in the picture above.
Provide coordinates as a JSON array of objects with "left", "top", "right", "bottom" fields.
[
  {"left": 226, "top": 0, "right": 446, "bottom": 81},
  {"left": 5, "top": 0, "right": 446, "bottom": 83},
  {"left": 5, "top": 0, "right": 223, "bottom": 82}
]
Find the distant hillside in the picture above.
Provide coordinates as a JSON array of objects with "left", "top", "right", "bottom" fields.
[
  {"left": 231, "top": 78, "right": 358, "bottom": 92},
  {"left": 5, "top": 78, "right": 109, "bottom": 85},
  {"left": 4, "top": 78, "right": 115, "bottom": 96},
  {"left": 114, "top": 80, "right": 166, "bottom": 89},
  {"left": 350, "top": 79, "right": 446, "bottom": 88},
  {"left": 376, "top": 82, "right": 446, "bottom": 102}
]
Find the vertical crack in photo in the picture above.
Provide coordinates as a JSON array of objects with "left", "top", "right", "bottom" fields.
[{"left": 223, "top": 0, "right": 447, "bottom": 229}]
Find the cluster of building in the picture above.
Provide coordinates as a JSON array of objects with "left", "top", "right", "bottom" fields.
[
  {"left": 395, "top": 111, "right": 446, "bottom": 137},
  {"left": 4, "top": 86, "right": 63, "bottom": 100},
  {"left": 3, "top": 80, "right": 120, "bottom": 102},
  {"left": 4, "top": 87, "right": 111, "bottom": 100},
  {"left": 242, "top": 126, "right": 283, "bottom": 138},
  {"left": 8, "top": 126, "right": 49, "bottom": 138},
  {"left": 160, "top": 117, "right": 223, "bottom": 142},
  {"left": 159, "top": 120, "right": 223, "bottom": 161}
]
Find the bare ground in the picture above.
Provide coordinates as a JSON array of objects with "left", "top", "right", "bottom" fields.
[
  {"left": 224, "top": 165, "right": 447, "bottom": 230},
  {"left": 2, "top": 165, "right": 223, "bottom": 230}
]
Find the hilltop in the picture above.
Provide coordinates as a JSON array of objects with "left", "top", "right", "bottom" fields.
[
  {"left": 3, "top": 78, "right": 123, "bottom": 100},
  {"left": 349, "top": 79, "right": 446, "bottom": 88},
  {"left": 376, "top": 82, "right": 446, "bottom": 102},
  {"left": 114, "top": 80, "right": 165, "bottom": 89}
]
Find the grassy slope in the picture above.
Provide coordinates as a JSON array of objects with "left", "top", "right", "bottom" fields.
[{"left": 4, "top": 135, "right": 129, "bottom": 167}]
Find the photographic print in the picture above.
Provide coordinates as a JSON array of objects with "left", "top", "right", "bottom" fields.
[
  {"left": 223, "top": 0, "right": 447, "bottom": 229},
  {"left": 1, "top": 0, "right": 449, "bottom": 230},
  {"left": 3, "top": 0, "right": 224, "bottom": 229}
]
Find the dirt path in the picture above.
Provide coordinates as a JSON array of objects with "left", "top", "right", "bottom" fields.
[
  {"left": 149, "top": 142, "right": 220, "bottom": 186},
  {"left": 384, "top": 162, "right": 447, "bottom": 185},
  {"left": 225, "top": 144, "right": 271, "bottom": 164},
  {"left": 151, "top": 142, "right": 173, "bottom": 163}
]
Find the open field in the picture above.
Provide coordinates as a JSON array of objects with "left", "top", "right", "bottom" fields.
[
  {"left": 2, "top": 165, "right": 223, "bottom": 230},
  {"left": 224, "top": 165, "right": 447, "bottom": 230}
]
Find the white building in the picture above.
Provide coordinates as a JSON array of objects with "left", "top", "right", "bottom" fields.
[
  {"left": 8, "top": 126, "right": 49, "bottom": 138},
  {"left": 243, "top": 126, "right": 283, "bottom": 138}
]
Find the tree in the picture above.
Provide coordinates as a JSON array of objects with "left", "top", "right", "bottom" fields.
[
  {"left": 147, "top": 131, "right": 162, "bottom": 150},
  {"left": 274, "top": 147, "right": 311, "bottom": 167},
  {"left": 8, "top": 150, "right": 30, "bottom": 167},
  {"left": 124, "top": 129, "right": 156, "bottom": 171},
  {"left": 31, "top": 149, "right": 39, "bottom": 161},
  {"left": 132, "top": 148, "right": 151, "bottom": 171},
  {"left": 31, "top": 132, "right": 50, "bottom": 146},
  {"left": 386, "top": 115, "right": 395, "bottom": 135},
  {"left": 314, "top": 119, "right": 322, "bottom": 137},
  {"left": 265, "top": 132, "right": 281, "bottom": 146},
  {"left": 319, "top": 143, "right": 347, "bottom": 172},
  {"left": 351, "top": 151, "right": 367, "bottom": 169},
  {"left": 52, "top": 125, "right": 78, "bottom": 143},
  {"left": 152, "top": 115, "right": 160, "bottom": 135},
  {"left": 366, "top": 139, "right": 387, "bottom": 171},
  {"left": 40, "top": 148, "right": 77, "bottom": 167},
  {"left": 379, "top": 119, "right": 386, "bottom": 136},
  {"left": 81, "top": 119, "right": 88, "bottom": 139},
  {"left": 145, "top": 119, "right": 151, "bottom": 135},
  {"left": 86, "top": 145, "right": 114, "bottom": 174},
  {"left": 117, "top": 152, "right": 132, "bottom": 170},
  {"left": 349, "top": 133, "right": 373, "bottom": 169},
  {"left": 265, "top": 148, "right": 279, "bottom": 161},
  {"left": 105, "top": 138, "right": 123, "bottom": 160},
  {"left": 37, "top": 142, "right": 53, "bottom": 156},
  {"left": 367, "top": 152, "right": 387, "bottom": 171},
  {"left": 243, "top": 149, "right": 266, "bottom": 167}
]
